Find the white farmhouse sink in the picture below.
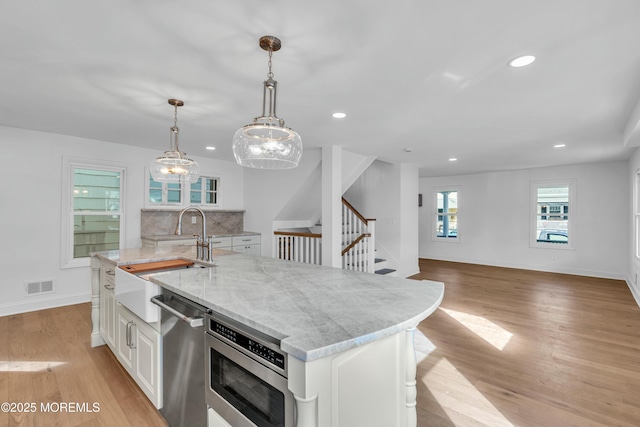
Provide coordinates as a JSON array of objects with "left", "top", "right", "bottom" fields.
[{"left": 114, "top": 260, "right": 208, "bottom": 323}]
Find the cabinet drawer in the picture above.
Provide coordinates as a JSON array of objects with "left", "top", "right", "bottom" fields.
[
  {"left": 209, "top": 236, "right": 232, "bottom": 248},
  {"left": 102, "top": 266, "right": 116, "bottom": 288},
  {"left": 232, "top": 235, "right": 261, "bottom": 246}
]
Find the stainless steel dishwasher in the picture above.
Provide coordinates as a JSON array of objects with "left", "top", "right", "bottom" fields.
[{"left": 151, "top": 289, "right": 210, "bottom": 427}]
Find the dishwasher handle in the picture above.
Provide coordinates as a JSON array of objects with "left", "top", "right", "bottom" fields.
[{"left": 151, "top": 295, "right": 204, "bottom": 328}]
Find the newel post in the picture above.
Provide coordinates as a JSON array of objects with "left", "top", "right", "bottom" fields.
[
  {"left": 367, "top": 219, "right": 376, "bottom": 273},
  {"left": 405, "top": 326, "right": 418, "bottom": 427}
]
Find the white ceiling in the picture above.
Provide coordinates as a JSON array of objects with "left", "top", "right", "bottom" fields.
[{"left": 3, "top": 1, "right": 640, "bottom": 177}]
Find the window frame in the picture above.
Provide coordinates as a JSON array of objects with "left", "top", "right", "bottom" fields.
[
  {"left": 432, "top": 186, "right": 461, "bottom": 243},
  {"left": 189, "top": 175, "right": 221, "bottom": 207},
  {"left": 146, "top": 171, "right": 183, "bottom": 206},
  {"left": 144, "top": 168, "right": 222, "bottom": 209},
  {"left": 530, "top": 179, "right": 575, "bottom": 250},
  {"left": 61, "top": 157, "right": 126, "bottom": 269}
]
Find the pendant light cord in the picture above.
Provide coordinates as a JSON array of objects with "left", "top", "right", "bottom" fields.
[
  {"left": 171, "top": 102, "right": 180, "bottom": 154},
  {"left": 267, "top": 47, "right": 274, "bottom": 79}
]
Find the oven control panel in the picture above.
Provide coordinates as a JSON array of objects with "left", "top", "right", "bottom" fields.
[{"left": 210, "top": 319, "right": 286, "bottom": 371}]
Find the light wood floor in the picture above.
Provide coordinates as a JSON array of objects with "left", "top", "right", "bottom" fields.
[
  {"left": 0, "top": 303, "right": 166, "bottom": 427},
  {"left": 1, "top": 261, "right": 639, "bottom": 427},
  {"left": 411, "top": 259, "right": 640, "bottom": 427}
]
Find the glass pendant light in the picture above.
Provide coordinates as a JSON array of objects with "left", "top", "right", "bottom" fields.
[
  {"left": 233, "top": 36, "right": 302, "bottom": 169},
  {"left": 150, "top": 98, "right": 199, "bottom": 183}
]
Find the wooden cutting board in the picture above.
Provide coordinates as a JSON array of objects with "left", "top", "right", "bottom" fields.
[{"left": 118, "top": 259, "right": 194, "bottom": 274}]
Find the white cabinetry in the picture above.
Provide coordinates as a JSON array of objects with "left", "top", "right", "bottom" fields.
[
  {"left": 116, "top": 306, "right": 135, "bottom": 371},
  {"left": 94, "top": 255, "right": 163, "bottom": 410},
  {"left": 287, "top": 328, "right": 418, "bottom": 427},
  {"left": 115, "top": 303, "right": 162, "bottom": 409},
  {"left": 98, "top": 264, "right": 117, "bottom": 352},
  {"left": 207, "top": 327, "right": 419, "bottom": 427},
  {"left": 142, "top": 233, "right": 261, "bottom": 255},
  {"left": 232, "top": 234, "right": 261, "bottom": 256}
]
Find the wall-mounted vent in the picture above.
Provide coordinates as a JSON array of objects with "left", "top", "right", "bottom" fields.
[{"left": 25, "top": 280, "right": 54, "bottom": 296}]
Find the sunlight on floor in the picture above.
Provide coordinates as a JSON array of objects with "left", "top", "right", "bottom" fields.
[
  {"left": 414, "top": 328, "right": 437, "bottom": 363},
  {"left": 422, "top": 357, "right": 515, "bottom": 427},
  {"left": 0, "top": 361, "right": 66, "bottom": 372},
  {"left": 440, "top": 308, "right": 513, "bottom": 351}
]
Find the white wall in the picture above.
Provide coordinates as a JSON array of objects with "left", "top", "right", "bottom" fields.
[
  {"left": 243, "top": 148, "right": 323, "bottom": 256},
  {"left": 419, "top": 161, "right": 629, "bottom": 279},
  {"left": 0, "top": 126, "right": 243, "bottom": 316},
  {"left": 344, "top": 160, "right": 420, "bottom": 277},
  {"left": 398, "top": 163, "right": 420, "bottom": 277},
  {"left": 629, "top": 148, "right": 640, "bottom": 302}
]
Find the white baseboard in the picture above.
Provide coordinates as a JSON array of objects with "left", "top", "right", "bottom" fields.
[
  {"left": 403, "top": 268, "right": 421, "bottom": 278},
  {"left": 627, "top": 277, "right": 640, "bottom": 309},
  {"left": 419, "top": 254, "right": 626, "bottom": 281},
  {"left": 0, "top": 293, "right": 91, "bottom": 317}
]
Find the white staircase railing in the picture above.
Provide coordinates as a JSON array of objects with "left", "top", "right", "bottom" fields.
[
  {"left": 273, "top": 231, "right": 322, "bottom": 265},
  {"left": 341, "top": 232, "right": 371, "bottom": 272},
  {"left": 272, "top": 199, "right": 376, "bottom": 273},
  {"left": 341, "top": 198, "right": 375, "bottom": 273}
]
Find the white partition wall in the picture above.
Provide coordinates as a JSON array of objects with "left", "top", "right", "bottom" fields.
[{"left": 419, "top": 161, "right": 629, "bottom": 279}]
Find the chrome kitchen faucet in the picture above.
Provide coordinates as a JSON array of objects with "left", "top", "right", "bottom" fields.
[{"left": 176, "top": 206, "right": 209, "bottom": 261}]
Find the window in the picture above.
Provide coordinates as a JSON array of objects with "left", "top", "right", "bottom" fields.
[
  {"left": 62, "top": 159, "right": 125, "bottom": 267},
  {"left": 145, "top": 170, "right": 221, "bottom": 208},
  {"left": 434, "top": 187, "right": 460, "bottom": 241},
  {"left": 148, "top": 175, "right": 182, "bottom": 205},
  {"left": 531, "top": 180, "right": 574, "bottom": 249},
  {"left": 190, "top": 176, "right": 220, "bottom": 206}
]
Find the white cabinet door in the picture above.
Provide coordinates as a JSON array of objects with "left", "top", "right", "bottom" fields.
[
  {"left": 133, "top": 318, "right": 162, "bottom": 408},
  {"left": 102, "top": 285, "right": 117, "bottom": 351},
  {"left": 116, "top": 306, "right": 135, "bottom": 372},
  {"left": 235, "top": 244, "right": 260, "bottom": 256},
  {"left": 115, "top": 304, "right": 162, "bottom": 409}
]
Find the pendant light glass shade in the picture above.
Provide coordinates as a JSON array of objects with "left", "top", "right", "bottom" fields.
[
  {"left": 233, "top": 36, "right": 302, "bottom": 169},
  {"left": 233, "top": 124, "right": 302, "bottom": 169},
  {"left": 150, "top": 99, "right": 199, "bottom": 183}
]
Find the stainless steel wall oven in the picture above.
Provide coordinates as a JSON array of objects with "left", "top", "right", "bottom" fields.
[{"left": 205, "top": 312, "right": 295, "bottom": 427}]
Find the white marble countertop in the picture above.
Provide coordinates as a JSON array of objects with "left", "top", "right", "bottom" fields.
[{"left": 93, "top": 247, "right": 444, "bottom": 362}]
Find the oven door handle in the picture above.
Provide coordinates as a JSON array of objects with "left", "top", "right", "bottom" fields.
[{"left": 151, "top": 295, "right": 204, "bottom": 328}]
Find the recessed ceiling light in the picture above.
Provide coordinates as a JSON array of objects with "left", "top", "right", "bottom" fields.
[
  {"left": 403, "top": 147, "right": 413, "bottom": 153},
  {"left": 449, "top": 158, "right": 458, "bottom": 162},
  {"left": 332, "top": 112, "right": 346, "bottom": 119},
  {"left": 509, "top": 55, "right": 536, "bottom": 68},
  {"left": 205, "top": 146, "right": 216, "bottom": 150},
  {"left": 553, "top": 144, "right": 566, "bottom": 148}
]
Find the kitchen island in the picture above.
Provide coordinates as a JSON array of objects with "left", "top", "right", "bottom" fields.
[{"left": 91, "top": 246, "right": 444, "bottom": 427}]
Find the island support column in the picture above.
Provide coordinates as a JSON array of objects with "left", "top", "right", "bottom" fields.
[
  {"left": 405, "top": 326, "right": 418, "bottom": 426},
  {"left": 90, "top": 256, "right": 104, "bottom": 347}
]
